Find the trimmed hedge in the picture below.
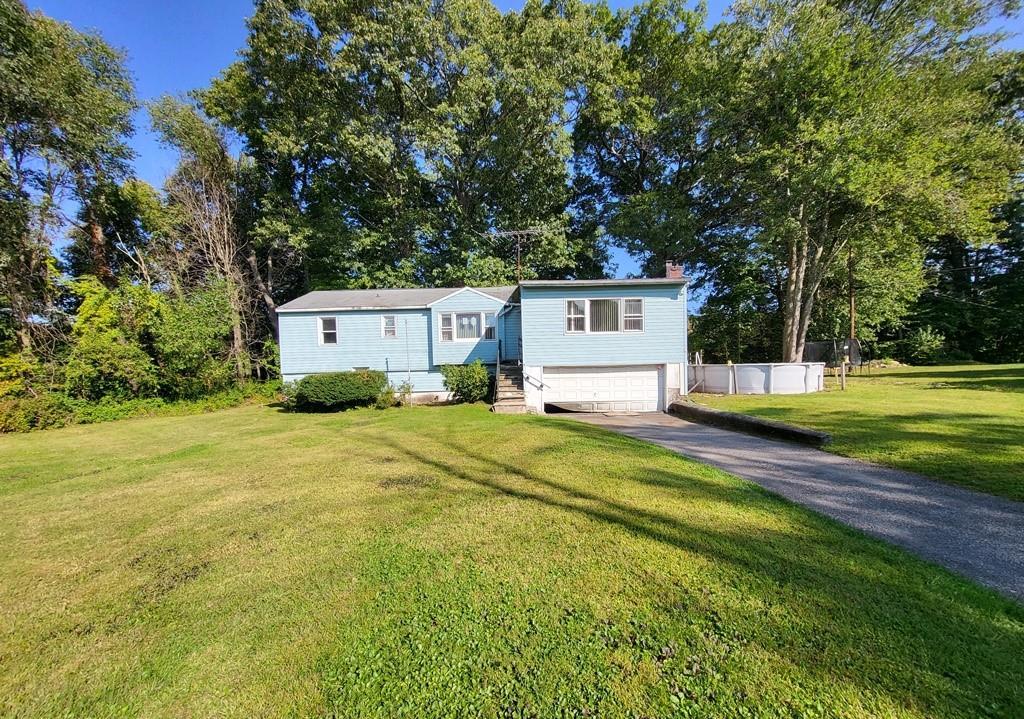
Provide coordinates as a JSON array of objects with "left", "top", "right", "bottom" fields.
[
  {"left": 293, "top": 370, "right": 389, "bottom": 411},
  {"left": 440, "top": 360, "right": 492, "bottom": 403},
  {"left": 0, "top": 382, "right": 281, "bottom": 433}
]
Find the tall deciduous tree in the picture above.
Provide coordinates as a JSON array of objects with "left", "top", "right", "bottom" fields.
[
  {"left": 149, "top": 96, "right": 258, "bottom": 377},
  {"left": 203, "top": 0, "right": 614, "bottom": 289},
  {"left": 713, "top": 0, "right": 1020, "bottom": 361},
  {"left": 0, "top": 0, "right": 134, "bottom": 350},
  {"left": 579, "top": 0, "right": 1020, "bottom": 360},
  {"left": 572, "top": 0, "right": 734, "bottom": 280}
]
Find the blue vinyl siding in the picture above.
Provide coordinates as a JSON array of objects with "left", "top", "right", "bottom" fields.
[
  {"left": 277, "top": 283, "right": 688, "bottom": 394},
  {"left": 520, "top": 284, "right": 687, "bottom": 367},
  {"left": 500, "top": 305, "right": 522, "bottom": 360},
  {"left": 430, "top": 289, "right": 504, "bottom": 366},
  {"left": 279, "top": 308, "right": 431, "bottom": 380}
]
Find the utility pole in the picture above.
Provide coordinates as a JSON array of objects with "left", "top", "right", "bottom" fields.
[{"left": 848, "top": 245, "right": 856, "bottom": 342}]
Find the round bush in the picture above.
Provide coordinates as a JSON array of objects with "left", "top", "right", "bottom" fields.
[
  {"left": 294, "top": 371, "right": 388, "bottom": 411},
  {"left": 440, "top": 360, "right": 492, "bottom": 403}
]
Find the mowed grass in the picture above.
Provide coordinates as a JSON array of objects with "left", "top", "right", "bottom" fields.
[
  {"left": 1, "top": 404, "right": 1022, "bottom": 718},
  {"left": 697, "top": 364, "right": 1024, "bottom": 501}
]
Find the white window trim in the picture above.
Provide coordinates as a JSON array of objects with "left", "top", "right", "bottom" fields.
[
  {"left": 440, "top": 313, "right": 454, "bottom": 342},
  {"left": 484, "top": 312, "right": 496, "bottom": 340},
  {"left": 438, "top": 311, "right": 498, "bottom": 343},
  {"left": 381, "top": 314, "right": 398, "bottom": 338},
  {"left": 587, "top": 298, "right": 621, "bottom": 334},
  {"left": 565, "top": 299, "right": 586, "bottom": 334},
  {"left": 563, "top": 298, "right": 646, "bottom": 336},
  {"left": 623, "top": 298, "right": 644, "bottom": 333},
  {"left": 318, "top": 316, "right": 338, "bottom": 345}
]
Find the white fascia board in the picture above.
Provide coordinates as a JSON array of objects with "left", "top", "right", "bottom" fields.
[
  {"left": 276, "top": 305, "right": 428, "bottom": 313},
  {"left": 426, "top": 286, "right": 507, "bottom": 306}
]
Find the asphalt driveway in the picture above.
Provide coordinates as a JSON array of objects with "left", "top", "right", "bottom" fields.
[{"left": 571, "top": 411, "right": 1024, "bottom": 602}]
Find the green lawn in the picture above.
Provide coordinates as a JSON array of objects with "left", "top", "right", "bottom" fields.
[
  {"left": 696, "top": 364, "right": 1024, "bottom": 501},
  {"left": 1, "top": 404, "right": 1022, "bottom": 718}
]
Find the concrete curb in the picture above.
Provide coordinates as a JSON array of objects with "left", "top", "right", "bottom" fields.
[{"left": 668, "top": 401, "right": 832, "bottom": 448}]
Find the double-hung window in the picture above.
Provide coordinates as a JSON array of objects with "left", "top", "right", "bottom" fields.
[
  {"left": 440, "top": 314, "right": 454, "bottom": 342},
  {"left": 438, "top": 311, "right": 497, "bottom": 342},
  {"left": 381, "top": 315, "right": 397, "bottom": 338},
  {"left": 623, "top": 299, "right": 644, "bottom": 332},
  {"left": 318, "top": 317, "right": 337, "bottom": 345},
  {"left": 566, "top": 300, "right": 585, "bottom": 333}
]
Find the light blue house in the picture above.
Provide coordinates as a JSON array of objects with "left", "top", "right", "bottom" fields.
[{"left": 278, "top": 264, "right": 688, "bottom": 413}]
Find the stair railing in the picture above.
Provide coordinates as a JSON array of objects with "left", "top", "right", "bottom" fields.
[{"left": 495, "top": 339, "right": 502, "bottom": 404}]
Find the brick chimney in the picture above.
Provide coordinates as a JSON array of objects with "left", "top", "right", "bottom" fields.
[{"left": 665, "top": 260, "right": 684, "bottom": 280}]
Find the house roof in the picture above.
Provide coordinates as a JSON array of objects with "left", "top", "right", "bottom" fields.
[
  {"left": 519, "top": 277, "right": 689, "bottom": 287},
  {"left": 279, "top": 277, "right": 688, "bottom": 313},
  {"left": 277, "top": 286, "right": 517, "bottom": 313}
]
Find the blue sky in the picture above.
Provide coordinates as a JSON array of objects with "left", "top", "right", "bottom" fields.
[{"left": 29, "top": 0, "right": 1023, "bottom": 279}]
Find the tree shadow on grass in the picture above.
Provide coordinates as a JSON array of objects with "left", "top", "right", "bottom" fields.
[
  {"left": 701, "top": 404, "right": 1024, "bottom": 498},
  {"left": 882, "top": 366, "right": 1024, "bottom": 392},
  {"left": 371, "top": 428, "right": 1024, "bottom": 716}
]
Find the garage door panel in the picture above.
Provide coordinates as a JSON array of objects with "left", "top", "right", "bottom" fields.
[{"left": 544, "top": 365, "right": 663, "bottom": 413}]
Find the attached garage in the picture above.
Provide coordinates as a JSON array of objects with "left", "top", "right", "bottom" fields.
[{"left": 542, "top": 365, "right": 664, "bottom": 413}]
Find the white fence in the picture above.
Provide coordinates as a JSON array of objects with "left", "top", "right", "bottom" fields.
[{"left": 688, "top": 363, "right": 825, "bottom": 395}]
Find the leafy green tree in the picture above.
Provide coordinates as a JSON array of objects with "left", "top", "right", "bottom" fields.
[
  {"left": 0, "top": 0, "right": 135, "bottom": 350},
  {"left": 581, "top": 0, "right": 1020, "bottom": 361},
  {"left": 63, "top": 278, "right": 162, "bottom": 400},
  {"left": 572, "top": 0, "right": 730, "bottom": 279},
  {"left": 155, "top": 282, "right": 237, "bottom": 398},
  {"left": 712, "top": 0, "right": 1019, "bottom": 361},
  {"left": 149, "top": 96, "right": 256, "bottom": 376},
  {"left": 62, "top": 179, "right": 157, "bottom": 284},
  {"left": 904, "top": 192, "right": 1024, "bottom": 363},
  {"left": 203, "top": 0, "right": 614, "bottom": 289}
]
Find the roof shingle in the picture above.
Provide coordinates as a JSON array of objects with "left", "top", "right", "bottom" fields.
[{"left": 276, "top": 286, "right": 517, "bottom": 312}]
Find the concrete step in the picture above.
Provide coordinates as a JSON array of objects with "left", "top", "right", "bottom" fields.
[{"left": 491, "top": 400, "right": 530, "bottom": 414}]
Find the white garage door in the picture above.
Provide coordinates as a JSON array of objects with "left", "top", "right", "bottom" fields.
[{"left": 543, "top": 365, "right": 663, "bottom": 413}]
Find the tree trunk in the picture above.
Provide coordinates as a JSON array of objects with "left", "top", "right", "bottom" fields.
[
  {"left": 246, "top": 250, "right": 278, "bottom": 341},
  {"left": 86, "top": 208, "right": 114, "bottom": 287},
  {"left": 848, "top": 245, "right": 856, "bottom": 341},
  {"left": 782, "top": 235, "right": 809, "bottom": 362},
  {"left": 226, "top": 277, "right": 248, "bottom": 381}
]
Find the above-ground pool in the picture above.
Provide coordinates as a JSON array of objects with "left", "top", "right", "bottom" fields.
[{"left": 689, "top": 362, "right": 825, "bottom": 394}]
